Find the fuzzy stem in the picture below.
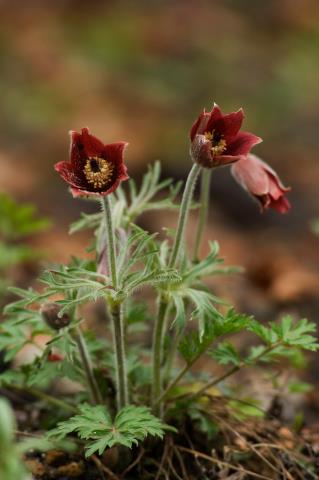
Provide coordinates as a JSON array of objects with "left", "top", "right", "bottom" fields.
[
  {"left": 152, "top": 163, "right": 201, "bottom": 414},
  {"left": 169, "top": 163, "right": 201, "bottom": 268},
  {"left": 73, "top": 326, "right": 103, "bottom": 405},
  {"left": 192, "top": 169, "right": 212, "bottom": 262},
  {"left": 110, "top": 302, "right": 128, "bottom": 408},
  {"left": 101, "top": 196, "right": 128, "bottom": 409},
  {"left": 101, "top": 196, "right": 118, "bottom": 289},
  {"left": 151, "top": 296, "right": 169, "bottom": 414}
]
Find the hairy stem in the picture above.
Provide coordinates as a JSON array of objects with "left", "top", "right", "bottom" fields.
[
  {"left": 101, "top": 196, "right": 128, "bottom": 409},
  {"left": 151, "top": 297, "right": 169, "bottom": 415},
  {"left": 101, "top": 196, "right": 118, "bottom": 289},
  {"left": 152, "top": 163, "right": 201, "bottom": 414},
  {"left": 192, "top": 169, "right": 212, "bottom": 262},
  {"left": 110, "top": 302, "right": 128, "bottom": 408},
  {"left": 73, "top": 326, "right": 103, "bottom": 405},
  {"left": 169, "top": 163, "right": 201, "bottom": 268}
]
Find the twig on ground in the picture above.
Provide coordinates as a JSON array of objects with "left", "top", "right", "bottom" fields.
[
  {"left": 176, "top": 445, "right": 273, "bottom": 480},
  {"left": 120, "top": 447, "right": 145, "bottom": 478},
  {"left": 155, "top": 437, "right": 171, "bottom": 480},
  {"left": 91, "top": 454, "right": 120, "bottom": 480}
]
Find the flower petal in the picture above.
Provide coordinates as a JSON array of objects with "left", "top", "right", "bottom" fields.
[
  {"left": 231, "top": 155, "right": 270, "bottom": 196},
  {"left": 103, "top": 142, "right": 129, "bottom": 180},
  {"left": 269, "top": 195, "right": 291, "bottom": 213},
  {"left": 80, "top": 127, "right": 105, "bottom": 156},
  {"left": 227, "top": 132, "right": 262, "bottom": 156},
  {"left": 212, "top": 154, "right": 244, "bottom": 167},
  {"left": 55, "top": 161, "right": 87, "bottom": 190},
  {"left": 214, "top": 108, "right": 244, "bottom": 142},
  {"left": 190, "top": 110, "right": 210, "bottom": 140},
  {"left": 206, "top": 103, "right": 224, "bottom": 132}
]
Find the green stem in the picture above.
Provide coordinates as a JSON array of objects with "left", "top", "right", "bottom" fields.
[
  {"left": 192, "top": 169, "right": 212, "bottom": 262},
  {"left": 110, "top": 302, "right": 128, "bottom": 409},
  {"left": 169, "top": 163, "right": 201, "bottom": 268},
  {"left": 73, "top": 326, "right": 103, "bottom": 405},
  {"left": 154, "top": 349, "right": 200, "bottom": 407},
  {"left": 101, "top": 196, "right": 118, "bottom": 289},
  {"left": 151, "top": 296, "right": 169, "bottom": 415},
  {"left": 101, "top": 197, "right": 128, "bottom": 409},
  {"left": 152, "top": 163, "right": 201, "bottom": 414},
  {"left": 184, "top": 342, "right": 281, "bottom": 403},
  {"left": 162, "top": 328, "right": 182, "bottom": 384}
]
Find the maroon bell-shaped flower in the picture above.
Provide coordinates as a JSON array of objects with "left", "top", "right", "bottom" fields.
[
  {"left": 231, "top": 154, "right": 291, "bottom": 213},
  {"left": 190, "top": 103, "right": 262, "bottom": 168},
  {"left": 55, "top": 128, "right": 129, "bottom": 197}
]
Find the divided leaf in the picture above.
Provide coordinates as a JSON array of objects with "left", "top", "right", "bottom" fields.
[{"left": 48, "top": 404, "right": 169, "bottom": 457}]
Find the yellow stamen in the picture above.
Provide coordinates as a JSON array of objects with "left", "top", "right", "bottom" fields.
[
  {"left": 205, "top": 130, "right": 227, "bottom": 156},
  {"left": 83, "top": 157, "right": 114, "bottom": 189}
]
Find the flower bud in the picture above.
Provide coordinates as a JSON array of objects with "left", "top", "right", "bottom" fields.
[{"left": 40, "top": 303, "right": 70, "bottom": 330}]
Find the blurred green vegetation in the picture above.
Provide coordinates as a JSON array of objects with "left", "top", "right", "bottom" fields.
[{"left": 0, "top": 193, "right": 50, "bottom": 296}]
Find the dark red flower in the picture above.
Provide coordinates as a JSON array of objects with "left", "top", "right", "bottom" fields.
[
  {"left": 231, "top": 154, "right": 291, "bottom": 213},
  {"left": 190, "top": 103, "right": 262, "bottom": 168},
  {"left": 55, "top": 128, "right": 129, "bottom": 197}
]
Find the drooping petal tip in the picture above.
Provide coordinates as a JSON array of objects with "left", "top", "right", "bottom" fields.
[{"left": 231, "top": 154, "right": 291, "bottom": 214}]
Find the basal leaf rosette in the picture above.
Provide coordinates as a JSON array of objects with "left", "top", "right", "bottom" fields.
[
  {"left": 190, "top": 103, "right": 262, "bottom": 168},
  {"left": 55, "top": 127, "right": 129, "bottom": 197}
]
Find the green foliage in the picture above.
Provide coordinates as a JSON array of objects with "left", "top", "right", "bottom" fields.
[
  {"left": 0, "top": 398, "right": 28, "bottom": 480},
  {"left": 188, "top": 405, "right": 218, "bottom": 440},
  {"left": 179, "top": 309, "right": 251, "bottom": 364},
  {"left": 228, "top": 398, "right": 264, "bottom": 420},
  {"left": 248, "top": 316, "right": 319, "bottom": 352},
  {"left": 69, "top": 162, "right": 182, "bottom": 235},
  {"left": 211, "top": 342, "right": 241, "bottom": 366},
  {"left": 1, "top": 160, "right": 317, "bottom": 468},
  {"left": 0, "top": 193, "right": 49, "bottom": 296},
  {"left": 48, "top": 404, "right": 169, "bottom": 457},
  {"left": 0, "top": 192, "right": 49, "bottom": 240},
  {"left": 115, "top": 161, "right": 182, "bottom": 226}
]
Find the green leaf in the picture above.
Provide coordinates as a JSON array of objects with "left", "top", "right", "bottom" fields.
[
  {"left": 123, "top": 162, "right": 182, "bottom": 224},
  {"left": 188, "top": 405, "right": 218, "bottom": 439},
  {"left": 170, "top": 287, "right": 223, "bottom": 339},
  {"left": 211, "top": 342, "right": 241, "bottom": 366},
  {"left": 48, "top": 404, "right": 170, "bottom": 457},
  {"left": 179, "top": 309, "right": 251, "bottom": 364},
  {"left": 229, "top": 398, "right": 264, "bottom": 420},
  {"left": 69, "top": 212, "right": 102, "bottom": 234},
  {"left": 249, "top": 316, "right": 319, "bottom": 351},
  {"left": 288, "top": 381, "right": 313, "bottom": 394},
  {"left": 0, "top": 192, "right": 50, "bottom": 239}
]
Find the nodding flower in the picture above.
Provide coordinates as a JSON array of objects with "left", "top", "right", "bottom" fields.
[
  {"left": 55, "top": 127, "right": 129, "bottom": 197},
  {"left": 231, "top": 154, "right": 291, "bottom": 213},
  {"left": 190, "top": 103, "right": 262, "bottom": 168}
]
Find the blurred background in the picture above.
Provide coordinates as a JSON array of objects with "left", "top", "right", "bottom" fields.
[{"left": 0, "top": 0, "right": 318, "bottom": 417}]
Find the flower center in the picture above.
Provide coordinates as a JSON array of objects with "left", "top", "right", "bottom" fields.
[
  {"left": 205, "top": 130, "right": 227, "bottom": 156},
  {"left": 83, "top": 157, "right": 114, "bottom": 189}
]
